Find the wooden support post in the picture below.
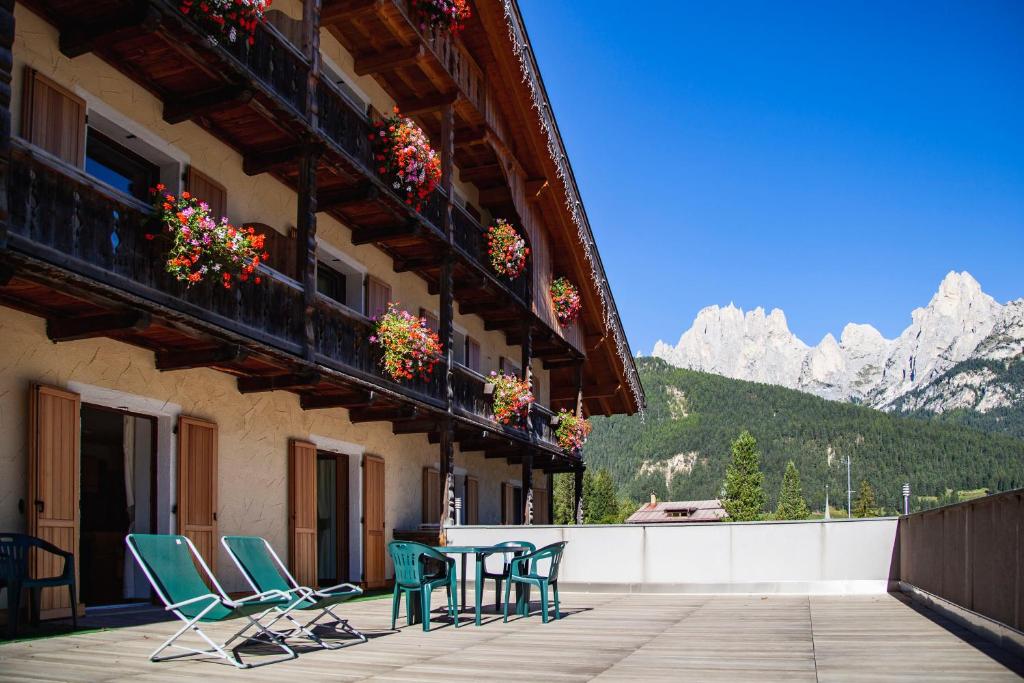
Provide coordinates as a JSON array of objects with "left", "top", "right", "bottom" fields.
[
  {"left": 438, "top": 418, "right": 455, "bottom": 542},
  {"left": 436, "top": 100, "right": 457, "bottom": 542},
  {"left": 296, "top": 145, "right": 320, "bottom": 362},
  {"left": 574, "top": 360, "right": 585, "bottom": 418},
  {"left": 522, "top": 454, "right": 534, "bottom": 525},
  {"left": 302, "top": 0, "right": 321, "bottom": 127},
  {"left": 574, "top": 466, "right": 584, "bottom": 525},
  {"left": 0, "top": 0, "right": 13, "bottom": 247}
]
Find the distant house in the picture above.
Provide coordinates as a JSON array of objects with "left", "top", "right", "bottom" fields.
[{"left": 626, "top": 495, "right": 728, "bottom": 524}]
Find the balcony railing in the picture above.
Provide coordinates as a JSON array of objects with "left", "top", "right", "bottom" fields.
[
  {"left": 530, "top": 404, "right": 561, "bottom": 452},
  {"left": 316, "top": 78, "right": 375, "bottom": 170},
  {"left": 313, "top": 295, "right": 446, "bottom": 406},
  {"left": 216, "top": 19, "right": 310, "bottom": 117},
  {"left": 452, "top": 203, "right": 529, "bottom": 304},
  {"left": 6, "top": 141, "right": 306, "bottom": 353}
]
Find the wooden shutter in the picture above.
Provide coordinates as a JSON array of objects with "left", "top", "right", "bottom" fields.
[
  {"left": 22, "top": 68, "right": 86, "bottom": 167},
  {"left": 362, "top": 454, "right": 386, "bottom": 588},
  {"left": 422, "top": 467, "right": 440, "bottom": 525},
  {"left": 534, "top": 486, "right": 549, "bottom": 525},
  {"left": 465, "top": 476, "right": 479, "bottom": 525},
  {"left": 177, "top": 416, "right": 218, "bottom": 572},
  {"left": 466, "top": 337, "right": 481, "bottom": 373},
  {"left": 365, "top": 276, "right": 391, "bottom": 319},
  {"left": 289, "top": 440, "right": 317, "bottom": 588},
  {"left": 419, "top": 309, "right": 439, "bottom": 333},
  {"left": 186, "top": 166, "right": 227, "bottom": 219},
  {"left": 27, "top": 384, "right": 80, "bottom": 617}
]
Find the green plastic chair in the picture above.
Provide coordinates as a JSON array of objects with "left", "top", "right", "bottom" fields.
[
  {"left": 480, "top": 540, "right": 535, "bottom": 611},
  {"left": 502, "top": 541, "right": 568, "bottom": 624},
  {"left": 0, "top": 532, "right": 77, "bottom": 638},
  {"left": 387, "top": 541, "right": 459, "bottom": 632},
  {"left": 221, "top": 535, "right": 366, "bottom": 649},
  {"left": 125, "top": 534, "right": 296, "bottom": 668}
]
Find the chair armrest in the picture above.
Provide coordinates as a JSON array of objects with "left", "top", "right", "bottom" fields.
[
  {"left": 314, "top": 582, "right": 362, "bottom": 598},
  {"left": 230, "top": 589, "right": 290, "bottom": 606},
  {"left": 30, "top": 538, "right": 75, "bottom": 580},
  {"left": 165, "top": 593, "right": 222, "bottom": 611}
]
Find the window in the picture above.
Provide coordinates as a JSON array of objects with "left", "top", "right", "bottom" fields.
[
  {"left": 666, "top": 507, "right": 695, "bottom": 519},
  {"left": 500, "top": 357, "right": 522, "bottom": 379},
  {"left": 452, "top": 329, "right": 467, "bottom": 366},
  {"left": 22, "top": 68, "right": 86, "bottom": 167},
  {"left": 317, "top": 260, "right": 347, "bottom": 305},
  {"left": 85, "top": 128, "right": 159, "bottom": 202},
  {"left": 419, "top": 309, "right": 439, "bottom": 332},
  {"left": 365, "top": 276, "right": 391, "bottom": 319}
]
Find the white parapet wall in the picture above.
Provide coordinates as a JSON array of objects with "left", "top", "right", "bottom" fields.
[{"left": 445, "top": 518, "right": 900, "bottom": 595}]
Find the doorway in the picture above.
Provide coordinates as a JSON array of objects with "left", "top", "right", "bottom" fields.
[
  {"left": 316, "top": 451, "right": 350, "bottom": 587},
  {"left": 79, "top": 404, "right": 156, "bottom": 606}
]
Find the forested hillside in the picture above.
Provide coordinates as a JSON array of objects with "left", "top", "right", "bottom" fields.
[{"left": 584, "top": 357, "right": 1024, "bottom": 512}]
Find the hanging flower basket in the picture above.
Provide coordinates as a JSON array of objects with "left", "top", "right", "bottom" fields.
[
  {"left": 179, "top": 0, "right": 271, "bottom": 45},
  {"left": 550, "top": 276, "right": 582, "bottom": 325},
  {"left": 146, "top": 184, "right": 267, "bottom": 289},
  {"left": 487, "top": 219, "right": 529, "bottom": 279},
  {"left": 488, "top": 372, "right": 534, "bottom": 425},
  {"left": 370, "top": 302, "right": 443, "bottom": 382},
  {"left": 555, "top": 409, "right": 592, "bottom": 455},
  {"left": 371, "top": 108, "right": 442, "bottom": 212},
  {"left": 411, "top": 0, "right": 471, "bottom": 33}
]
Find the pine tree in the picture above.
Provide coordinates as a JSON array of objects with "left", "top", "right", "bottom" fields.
[
  {"left": 585, "top": 468, "right": 619, "bottom": 524},
  {"left": 721, "top": 430, "right": 767, "bottom": 521},
  {"left": 552, "top": 473, "right": 576, "bottom": 524},
  {"left": 775, "top": 460, "right": 810, "bottom": 520},
  {"left": 853, "top": 480, "right": 878, "bottom": 517}
]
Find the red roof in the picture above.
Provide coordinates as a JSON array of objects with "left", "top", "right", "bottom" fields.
[{"left": 626, "top": 499, "right": 728, "bottom": 524}]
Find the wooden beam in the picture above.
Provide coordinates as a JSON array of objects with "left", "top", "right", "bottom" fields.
[
  {"left": 394, "top": 256, "right": 444, "bottom": 273},
  {"left": 243, "top": 145, "right": 304, "bottom": 176},
  {"left": 237, "top": 371, "right": 320, "bottom": 394},
  {"left": 458, "top": 163, "right": 502, "bottom": 185},
  {"left": 392, "top": 419, "right": 439, "bottom": 435},
  {"left": 320, "top": 0, "right": 383, "bottom": 25},
  {"left": 458, "top": 300, "right": 504, "bottom": 316},
  {"left": 47, "top": 311, "right": 150, "bottom": 342},
  {"left": 318, "top": 182, "right": 379, "bottom": 210},
  {"left": 551, "top": 382, "right": 621, "bottom": 402},
  {"left": 299, "top": 390, "right": 375, "bottom": 410},
  {"left": 0, "top": 263, "right": 14, "bottom": 287},
  {"left": 479, "top": 186, "right": 512, "bottom": 206},
  {"left": 354, "top": 44, "right": 423, "bottom": 76},
  {"left": 525, "top": 178, "right": 549, "bottom": 201},
  {"left": 399, "top": 91, "right": 459, "bottom": 117},
  {"left": 484, "top": 316, "right": 520, "bottom": 332},
  {"left": 59, "top": 5, "right": 161, "bottom": 58},
  {"left": 543, "top": 358, "right": 579, "bottom": 370},
  {"left": 454, "top": 125, "right": 488, "bottom": 147},
  {"left": 155, "top": 344, "right": 248, "bottom": 371},
  {"left": 349, "top": 405, "right": 417, "bottom": 423},
  {"left": 351, "top": 220, "right": 421, "bottom": 246},
  {"left": 163, "top": 85, "right": 254, "bottom": 125}
]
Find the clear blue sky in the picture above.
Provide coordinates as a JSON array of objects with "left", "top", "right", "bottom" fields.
[{"left": 519, "top": 1, "right": 1024, "bottom": 353}]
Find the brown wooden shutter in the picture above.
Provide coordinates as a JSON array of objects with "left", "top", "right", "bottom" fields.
[
  {"left": 22, "top": 68, "right": 86, "bottom": 167},
  {"left": 466, "top": 337, "right": 481, "bottom": 373},
  {"left": 27, "top": 383, "right": 81, "bottom": 617},
  {"left": 419, "top": 309, "right": 439, "bottom": 333},
  {"left": 465, "top": 476, "right": 479, "bottom": 525},
  {"left": 365, "top": 276, "right": 391, "bottom": 319},
  {"left": 362, "top": 453, "right": 386, "bottom": 588},
  {"left": 534, "top": 485, "right": 549, "bottom": 525},
  {"left": 186, "top": 166, "right": 227, "bottom": 219},
  {"left": 421, "top": 467, "right": 440, "bottom": 525},
  {"left": 177, "top": 416, "right": 218, "bottom": 572},
  {"left": 501, "top": 482, "right": 515, "bottom": 525},
  {"left": 289, "top": 440, "right": 317, "bottom": 588}
]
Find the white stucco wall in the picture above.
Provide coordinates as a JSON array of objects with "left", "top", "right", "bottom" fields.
[{"left": 446, "top": 518, "right": 901, "bottom": 594}]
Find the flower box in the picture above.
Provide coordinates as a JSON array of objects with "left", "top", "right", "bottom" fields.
[
  {"left": 370, "top": 302, "right": 443, "bottom": 382},
  {"left": 411, "top": 0, "right": 471, "bottom": 33},
  {"left": 555, "top": 409, "right": 592, "bottom": 455},
  {"left": 488, "top": 372, "right": 534, "bottom": 426},
  {"left": 371, "top": 108, "right": 441, "bottom": 212},
  {"left": 550, "top": 277, "right": 582, "bottom": 326},
  {"left": 179, "top": 0, "right": 271, "bottom": 45},
  {"left": 487, "top": 219, "right": 529, "bottom": 279}
]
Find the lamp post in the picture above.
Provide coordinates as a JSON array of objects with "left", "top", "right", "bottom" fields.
[{"left": 902, "top": 483, "right": 910, "bottom": 516}]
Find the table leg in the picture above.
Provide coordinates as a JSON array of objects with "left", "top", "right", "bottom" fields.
[
  {"left": 460, "top": 554, "right": 467, "bottom": 612},
  {"left": 474, "top": 556, "right": 484, "bottom": 626}
]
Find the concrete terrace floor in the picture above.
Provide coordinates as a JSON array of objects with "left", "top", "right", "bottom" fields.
[{"left": 1, "top": 592, "right": 1022, "bottom": 682}]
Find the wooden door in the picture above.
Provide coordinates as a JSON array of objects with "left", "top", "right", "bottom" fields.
[
  {"left": 27, "top": 384, "right": 81, "bottom": 616},
  {"left": 362, "top": 454, "right": 386, "bottom": 588},
  {"left": 177, "top": 416, "right": 218, "bottom": 571},
  {"left": 465, "top": 476, "right": 479, "bottom": 525},
  {"left": 289, "top": 440, "right": 317, "bottom": 588}
]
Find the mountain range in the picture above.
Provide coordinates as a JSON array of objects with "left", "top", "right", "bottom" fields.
[{"left": 651, "top": 271, "right": 1024, "bottom": 424}]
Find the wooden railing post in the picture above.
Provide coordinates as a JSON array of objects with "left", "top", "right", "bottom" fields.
[
  {"left": 574, "top": 466, "right": 584, "bottom": 525},
  {"left": 296, "top": 143, "right": 320, "bottom": 361},
  {"left": 302, "top": 0, "right": 321, "bottom": 128},
  {"left": 522, "top": 454, "right": 534, "bottom": 525}
]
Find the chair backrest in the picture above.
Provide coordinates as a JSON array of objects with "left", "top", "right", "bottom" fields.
[
  {"left": 0, "top": 533, "right": 30, "bottom": 582},
  {"left": 388, "top": 541, "right": 447, "bottom": 588},
  {"left": 222, "top": 536, "right": 294, "bottom": 595},
  {"left": 483, "top": 540, "right": 536, "bottom": 573},
  {"left": 126, "top": 534, "right": 225, "bottom": 610},
  {"left": 524, "top": 541, "right": 567, "bottom": 581}
]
